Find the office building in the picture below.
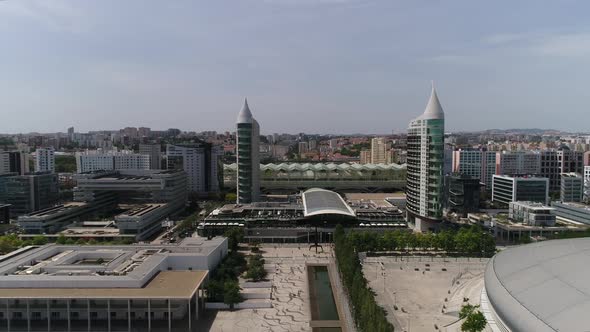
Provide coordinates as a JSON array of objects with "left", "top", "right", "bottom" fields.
[
  {"left": 443, "top": 146, "right": 453, "bottom": 175},
  {"left": 236, "top": 99, "right": 260, "bottom": 204},
  {"left": 17, "top": 202, "right": 91, "bottom": 235},
  {"left": 35, "top": 147, "right": 55, "bottom": 173},
  {"left": 541, "top": 147, "right": 584, "bottom": 193},
  {"left": 560, "top": 172, "right": 584, "bottom": 203},
  {"left": 0, "top": 150, "right": 30, "bottom": 175},
  {"left": 0, "top": 172, "right": 59, "bottom": 217},
  {"left": 444, "top": 174, "right": 480, "bottom": 218},
  {"left": 0, "top": 204, "right": 9, "bottom": 223},
  {"left": 452, "top": 149, "right": 497, "bottom": 189},
  {"left": 0, "top": 237, "right": 227, "bottom": 332},
  {"left": 406, "top": 85, "right": 445, "bottom": 231},
  {"left": 495, "top": 151, "right": 541, "bottom": 176},
  {"left": 73, "top": 170, "right": 187, "bottom": 240},
  {"left": 492, "top": 175, "right": 549, "bottom": 206},
  {"left": 76, "top": 151, "right": 150, "bottom": 173},
  {"left": 508, "top": 201, "right": 556, "bottom": 226},
  {"left": 139, "top": 144, "right": 162, "bottom": 169},
  {"left": 166, "top": 142, "right": 223, "bottom": 194},
  {"left": 585, "top": 166, "right": 590, "bottom": 202}
]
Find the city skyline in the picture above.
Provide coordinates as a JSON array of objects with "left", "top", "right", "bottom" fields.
[{"left": 2, "top": 0, "right": 590, "bottom": 134}]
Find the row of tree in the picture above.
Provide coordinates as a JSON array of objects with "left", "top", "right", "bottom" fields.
[
  {"left": 0, "top": 234, "right": 47, "bottom": 254},
  {"left": 205, "top": 251, "right": 247, "bottom": 308},
  {"left": 334, "top": 225, "right": 395, "bottom": 332},
  {"left": 245, "top": 253, "right": 267, "bottom": 281},
  {"left": 348, "top": 226, "right": 496, "bottom": 257}
]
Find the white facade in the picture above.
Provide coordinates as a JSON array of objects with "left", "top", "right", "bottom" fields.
[
  {"left": 75, "top": 150, "right": 150, "bottom": 173},
  {"left": 166, "top": 144, "right": 222, "bottom": 194},
  {"left": 139, "top": 143, "right": 162, "bottom": 169},
  {"left": 509, "top": 201, "right": 556, "bottom": 226},
  {"left": 370, "top": 137, "right": 389, "bottom": 164},
  {"left": 584, "top": 166, "right": 590, "bottom": 201},
  {"left": 406, "top": 85, "right": 445, "bottom": 231},
  {"left": 35, "top": 147, "right": 55, "bottom": 173}
]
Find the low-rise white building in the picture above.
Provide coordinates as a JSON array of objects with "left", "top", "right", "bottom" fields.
[
  {"left": 509, "top": 201, "right": 556, "bottom": 226},
  {"left": 0, "top": 237, "right": 227, "bottom": 331}
]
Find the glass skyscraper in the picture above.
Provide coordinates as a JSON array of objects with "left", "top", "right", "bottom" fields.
[
  {"left": 236, "top": 99, "right": 260, "bottom": 204},
  {"left": 406, "top": 85, "right": 445, "bottom": 231}
]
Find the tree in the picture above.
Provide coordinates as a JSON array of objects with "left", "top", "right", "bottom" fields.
[
  {"left": 225, "top": 192, "right": 237, "bottom": 202},
  {"left": 459, "top": 304, "right": 487, "bottom": 332},
  {"left": 32, "top": 235, "right": 48, "bottom": 246},
  {"left": 222, "top": 280, "right": 243, "bottom": 310},
  {"left": 245, "top": 254, "right": 267, "bottom": 281},
  {"left": 56, "top": 234, "right": 67, "bottom": 245},
  {"left": 55, "top": 155, "right": 77, "bottom": 173},
  {"left": 224, "top": 228, "right": 244, "bottom": 252}
]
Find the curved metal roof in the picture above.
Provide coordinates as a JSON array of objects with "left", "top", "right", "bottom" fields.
[
  {"left": 224, "top": 162, "right": 407, "bottom": 172},
  {"left": 302, "top": 188, "right": 356, "bottom": 218},
  {"left": 485, "top": 238, "right": 590, "bottom": 332}
]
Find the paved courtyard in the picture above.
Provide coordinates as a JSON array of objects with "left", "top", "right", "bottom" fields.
[
  {"left": 363, "top": 256, "right": 490, "bottom": 332},
  {"left": 209, "top": 245, "right": 345, "bottom": 332}
]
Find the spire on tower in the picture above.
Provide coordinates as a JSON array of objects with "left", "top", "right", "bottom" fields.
[{"left": 237, "top": 98, "right": 254, "bottom": 123}]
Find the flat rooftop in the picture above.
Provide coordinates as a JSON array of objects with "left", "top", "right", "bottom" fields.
[
  {"left": 0, "top": 237, "right": 225, "bottom": 294},
  {"left": 118, "top": 203, "right": 167, "bottom": 217},
  {"left": 0, "top": 270, "right": 206, "bottom": 299},
  {"left": 24, "top": 202, "right": 87, "bottom": 217},
  {"left": 553, "top": 201, "right": 590, "bottom": 212}
]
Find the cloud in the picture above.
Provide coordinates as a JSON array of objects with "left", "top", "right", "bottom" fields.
[
  {"left": 0, "top": 0, "right": 86, "bottom": 32},
  {"left": 483, "top": 33, "right": 529, "bottom": 45},
  {"left": 261, "top": 0, "right": 367, "bottom": 6},
  {"left": 534, "top": 33, "right": 590, "bottom": 57}
]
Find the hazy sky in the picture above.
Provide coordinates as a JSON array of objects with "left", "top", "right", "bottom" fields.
[{"left": 1, "top": 0, "right": 590, "bottom": 134}]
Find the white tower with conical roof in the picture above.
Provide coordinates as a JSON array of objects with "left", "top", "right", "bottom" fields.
[
  {"left": 406, "top": 84, "right": 445, "bottom": 231},
  {"left": 236, "top": 98, "right": 260, "bottom": 203}
]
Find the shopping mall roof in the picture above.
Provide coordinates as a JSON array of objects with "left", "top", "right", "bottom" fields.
[
  {"left": 225, "top": 162, "right": 406, "bottom": 172},
  {"left": 485, "top": 238, "right": 590, "bottom": 332},
  {"left": 302, "top": 188, "right": 356, "bottom": 218}
]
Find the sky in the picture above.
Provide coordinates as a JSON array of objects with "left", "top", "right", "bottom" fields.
[{"left": 1, "top": 0, "right": 590, "bottom": 135}]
